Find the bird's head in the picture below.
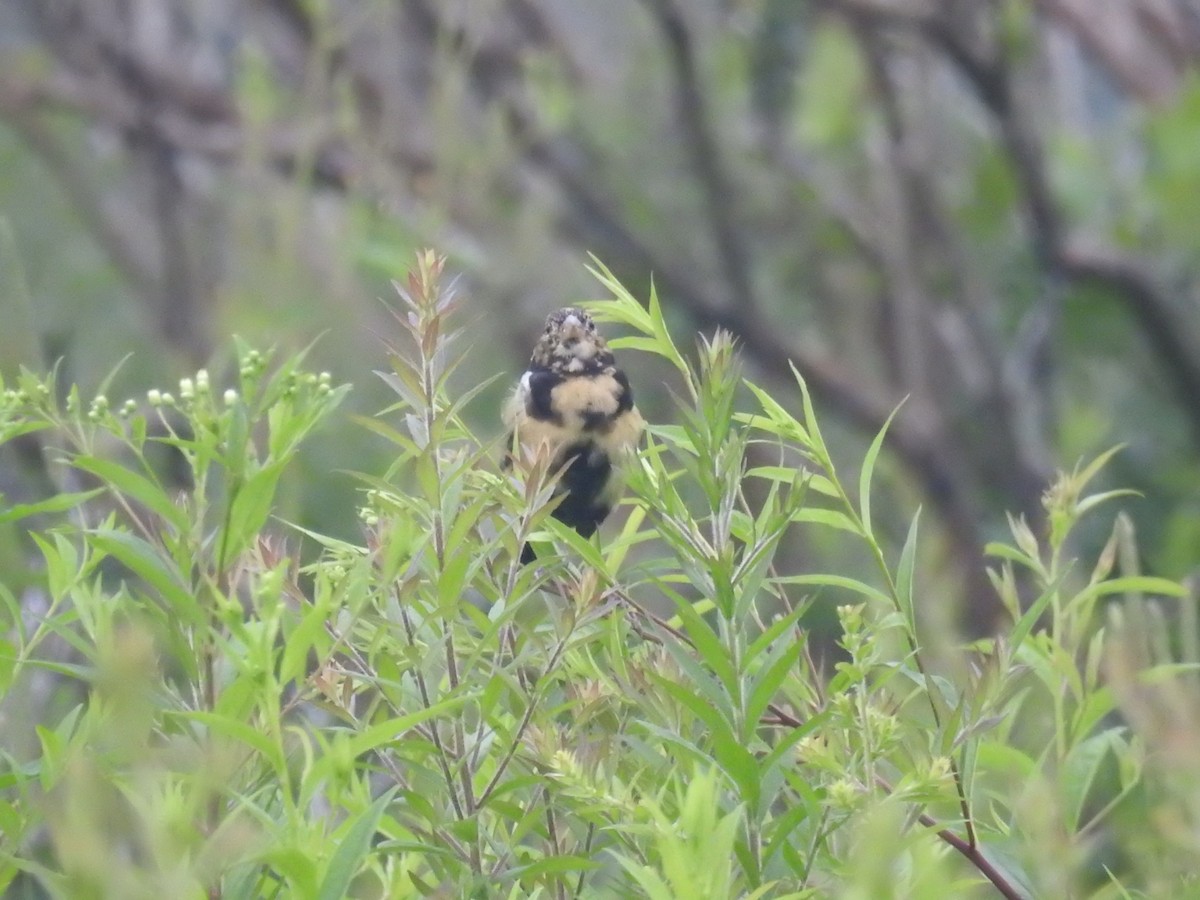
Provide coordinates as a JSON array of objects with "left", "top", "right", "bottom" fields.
[{"left": 530, "top": 307, "right": 614, "bottom": 374}]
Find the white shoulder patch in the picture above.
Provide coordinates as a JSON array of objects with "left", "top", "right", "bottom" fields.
[{"left": 503, "top": 371, "right": 535, "bottom": 429}]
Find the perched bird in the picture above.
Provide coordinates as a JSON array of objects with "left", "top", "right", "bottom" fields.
[{"left": 503, "top": 307, "right": 645, "bottom": 564}]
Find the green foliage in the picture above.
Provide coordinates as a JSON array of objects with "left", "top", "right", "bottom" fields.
[
  {"left": 1145, "top": 76, "right": 1200, "bottom": 253},
  {"left": 794, "top": 21, "right": 869, "bottom": 150},
  {"left": 0, "top": 254, "right": 1196, "bottom": 897}
]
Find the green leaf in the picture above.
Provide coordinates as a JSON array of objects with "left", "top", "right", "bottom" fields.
[
  {"left": 317, "top": 788, "right": 399, "bottom": 900},
  {"left": 670, "top": 592, "right": 737, "bottom": 693},
  {"left": 31, "top": 532, "right": 76, "bottom": 603},
  {"left": 1081, "top": 576, "right": 1185, "bottom": 600},
  {"left": 760, "top": 803, "right": 813, "bottom": 872},
  {"left": 895, "top": 509, "right": 920, "bottom": 631},
  {"left": 607, "top": 335, "right": 671, "bottom": 357},
  {"left": 744, "top": 637, "right": 801, "bottom": 735},
  {"left": 1072, "top": 686, "right": 1116, "bottom": 739},
  {"left": 773, "top": 572, "right": 890, "bottom": 606},
  {"left": 1073, "top": 445, "right": 1125, "bottom": 492},
  {"left": 1137, "top": 662, "right": 1200, "bottom": 683},
  {"left": 180, "top": 711, "right": 286, "bottom": 777},
  {"left": 745, "top": 598, "right": 808, "bottom": 668},
  {"left": 1009, "top": 571, "right": 1068, "bottom": 653},
  {"left": 446, "top": 370, "right": 507, "bottom": 420},
  {"left": 984, "top": 541, "right": 1040, "bottom": 570},
  {"left": 351, "top": 413, "right": 418, "bottom": 456},
  {"left": 88, "top": 529, "right": 196, "bottom": 621},
  {"left": 1075, "top": 489, "right": 1140, "bottom": 518},
  {"left": 743, "top": 381, "right": 809, "bottom": 444},
  {"left": 790, "top": 507, "right": 861, "bottom": 535},
  {"left": 73, "top": 455, "right": 190, "bottom": 532},
  {"left": 646, "top": 423, "right": 697, "bottom": 452},
  {"left": 650, "top": 681, "right": 759, "bottom": 807},
  {"left": 858, "top": 399, "right": 905, "bottom": 541},
  {"left": 222, "top": 460, "right": 288, "bottom": 563},
  {"left": 791, "top": 365, "right": 831, "bottom": 466},
  {"left": 655, "top": 629, "right": 734, "bottom": 725},
  {"left": 1062, "top": 728, "right": 1123, "bottom": 832},
  {"left": 279, "top": 520, "right": 370, "bottom": 557},
  {"left": 0, "top": 489, "right": 104, "bottom": 525},
  {"left": 222, "top": 400, "right": 252, "bottom": 481},
  {"left": 265, "top": 845, "right": 320, "bottom": 899},
  {"left": 281, "top": 601, "right": 334, "bottom": 687},
  {"left": 586, "top": 258, "right": 690, "bottom": 383},
  {"left": 745, "top": 465, "right": 837, "bottom": 496},
  {"left": 508, "top": 855, "right": 602, "bottom": 882},
  {"left": 344, "top": 694, "right": 473, "bottom": 759},
  {"left": 613, "top": 856, "right": 674, "bottom": 900},
  {"left": 540, "top": 515, "right": 610, "bottom": 574}
]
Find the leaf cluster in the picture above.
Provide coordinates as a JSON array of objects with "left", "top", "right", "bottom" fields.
[{"left": 0, "top": 254, "right": 1196, "bottom": 899}]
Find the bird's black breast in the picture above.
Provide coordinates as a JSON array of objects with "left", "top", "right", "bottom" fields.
[{"left": 552, "top": 441, "right": 614, "bottom": 537}]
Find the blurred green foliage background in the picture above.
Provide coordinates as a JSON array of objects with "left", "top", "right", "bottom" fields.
[{"left": 2, "top": 0, "right": 1198, "bottom": 632}]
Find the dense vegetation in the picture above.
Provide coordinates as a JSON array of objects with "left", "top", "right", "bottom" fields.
[
  {"left": 3, "top": 2, "right": 1200, "bottom": 635},
  {"left": 0, "top": 257, "right": 1193, "bottom": 898}
]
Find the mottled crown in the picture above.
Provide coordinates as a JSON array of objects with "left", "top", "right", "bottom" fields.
[{"left": 529, "top": 307, "right": 615, "bottom": 375}]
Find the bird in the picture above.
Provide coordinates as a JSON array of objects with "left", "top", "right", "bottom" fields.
[{"left": 503, "top": 307, "right": 645, "bottom": 564}]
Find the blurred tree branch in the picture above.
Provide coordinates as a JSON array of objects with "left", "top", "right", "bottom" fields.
[
  {"left": 1059, "top": 240, "right": 1200, "bottom": 447},
  {"left": 637, "top": 0, "right": 760, "bottom": 316},
  {"left": 3, "top": 0, "right": 1200, "bottom": 629}
]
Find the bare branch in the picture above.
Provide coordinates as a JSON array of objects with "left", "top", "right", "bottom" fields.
[{"left": 1036, "top": 0, "right": 1200, "bottom": 103}]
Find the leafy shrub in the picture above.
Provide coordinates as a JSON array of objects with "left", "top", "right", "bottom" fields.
[{"left": 0, "top": 252, "right": 1195, "bottom": 898}]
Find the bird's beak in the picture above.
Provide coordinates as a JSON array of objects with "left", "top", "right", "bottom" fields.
[{"left": 561, "top": 316, "right": 586, "bottom": 341}]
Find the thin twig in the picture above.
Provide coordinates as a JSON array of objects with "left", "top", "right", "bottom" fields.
[
  {"left": 397, "top": 599, "right": 467, "bottom": 821},
  {"left": 476, "top": 628, "right": 574, "bottom": 808},
  {"left": 872, "top": 773, "right": 1024, "bottom": 899}
]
